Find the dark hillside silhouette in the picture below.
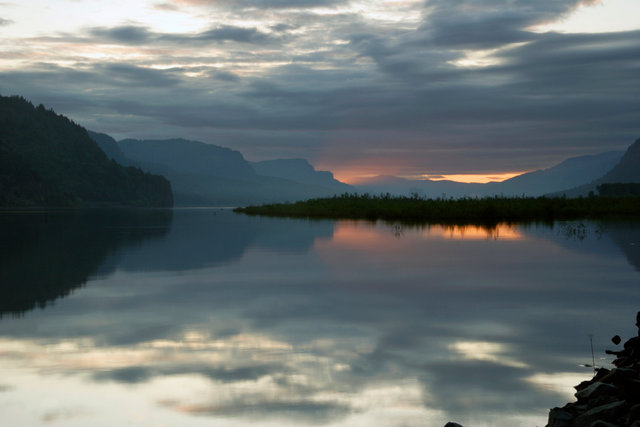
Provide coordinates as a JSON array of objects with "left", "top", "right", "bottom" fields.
[
  {"left": 0, "top": 95, "right": 173, "bottom": 207},
  {"left": 0, "top": 209, "right": 171, "bottom": 316},
  {"left": 90, "top": 135, "right": 354, "bottom": 206},
  {"left": 252, "top": 158, "right": 351, "bottom": 191},
  {"left": 555, "top": 138, "right": 640, "bottom": 197}
]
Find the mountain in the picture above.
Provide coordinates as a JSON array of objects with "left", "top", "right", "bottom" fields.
[
  {"left": 355, "top": 150, "right": 625, "bottom": 198},
  {"left": 119, "top": 138, "right": 256, "bottom": 180},
  {"left": 0, "top": 95, "right": 173, "bottom": 207},
  {"left": 555, "top": 138, "right": 640, "bottom": 197},
  {"left": 355, "top": 175, "right": 486, "bottom": 198},
  {"left": 493, "top": 150, "right": 624, "bottom": 196},
  {"left": 598, "top": 138, "right": 640, "bottom": 183},
  {"left": 87, "top": 130, "right": 127, "bottom": 164},
  {"left": 252, "top": 158, "right": 351, "bottom": 192},
  {"left": 91, "top": 136, "right": 354, "bottom": 206}
]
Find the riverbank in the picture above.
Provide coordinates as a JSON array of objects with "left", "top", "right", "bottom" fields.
[
  {"left": 234, "top": 194, "right": 640, "bottom": 223},
  {"left": 547, "top": 312, "right": 640, "bottom": 426}
]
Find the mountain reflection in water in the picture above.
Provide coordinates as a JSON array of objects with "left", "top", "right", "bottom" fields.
[{"left": 0, "top": 209, "right": 638, "bottom": 427}]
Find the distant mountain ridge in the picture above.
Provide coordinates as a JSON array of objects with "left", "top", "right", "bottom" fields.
[
  {"left": 88, "top": 126, "right": 638, "bottom": 204},
  {"left": 355, "top": 149, "right": 626, "bottom": 198},
  {"left": 553, "top": 138, "right": 640, "bottom": 197},
  {"left": 596, "top": 138, "right": 640, "bottom": 183},
  {"left": 495, "top": 150, "right": 624, "bottom": 196},
  {"left": 0, "top": 95, "right": 172, "bottom": 207},
  {"left": 120, "top": 138, "right": 256, "bottom": 180},
  {"left": 89, "top": 134, "right": 353, "bottom": 206},
  {"left": 252, "top": 158, "right": 349, "bottom": 189}
]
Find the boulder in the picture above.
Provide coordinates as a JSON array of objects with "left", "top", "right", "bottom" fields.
[
  {"left": 575, "top": 382, "right": 618, "bottom": 401},
  {"left": 547, "top": 312, "right": 640, "bottom": 427},
  {"left": 572, "top": 400, "right": 626, "bottom": 427}
]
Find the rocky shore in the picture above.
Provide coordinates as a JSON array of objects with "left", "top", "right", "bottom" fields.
[{"left": 547, "top": 312, "right": 640, "bottom": 427}]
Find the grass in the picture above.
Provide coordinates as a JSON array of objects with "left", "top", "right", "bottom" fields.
[{"left": 234, "top": 193, "right": 640, "bottom": 224}]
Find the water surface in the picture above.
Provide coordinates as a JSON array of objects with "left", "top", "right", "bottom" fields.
[{"left": 0, "top": 209, "right": 639, "bottom": 426}]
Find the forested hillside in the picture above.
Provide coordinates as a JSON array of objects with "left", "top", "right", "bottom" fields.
[{"left": 0, "top": 95, "right": 173, "bottom": 207}]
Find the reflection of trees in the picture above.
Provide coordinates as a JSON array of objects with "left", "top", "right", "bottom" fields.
[
  {"left": 557, "top": 221, "right": 602, "bottom": 241},
  {"left": 384, "top": 221, "right": 525, "bottom": 240},
  {"left": 605, "top": 222, "right": 640, "bottom": 271},
  {"left": 0, "top": 209, "right": 171, "bottom": 317}
]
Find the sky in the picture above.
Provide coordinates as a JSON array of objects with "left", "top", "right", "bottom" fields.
[{"left": 1, "top": 0, "right": 639, "bottom": 183}]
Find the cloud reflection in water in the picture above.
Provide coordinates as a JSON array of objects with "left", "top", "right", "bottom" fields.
[{"left": 0, "top": 210, "right": 638, "bottom": 426}]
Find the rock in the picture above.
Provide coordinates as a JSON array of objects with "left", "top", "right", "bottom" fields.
[
  {"left": 599, "top": 367, "right": 636, "bottom": 386},
  {"left": 573, "top": 400, "right": 627, "bottom": 427},
  {"left": 624, "top": 336, "right": 639, "bottom": 350},
  {"left": 588, "top": 421, "right": 620, "bottom": 427},
  {"left": 443, "top": 423, "right": 464, "bottom": 427},
  {"left": 547, "top": 407, "right": 574, "bottom": 427},
  {"left": 628, "top": 402, "right": 640, "bottom": 421},
  {"left": 621, "top": 379, "right": 640, "bottom": 404},
  {"left": 588, "top": 394, "right": 621, "bottom": 409},
  {"left": 547, "top": 313, "right": 640, "bottom": 426},
  {"left": 575, "top": 382, "right": 619, "bottom": 401}
]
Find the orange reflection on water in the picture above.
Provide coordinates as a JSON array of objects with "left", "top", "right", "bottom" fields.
[
  {"left": 317, "top": 222, "right": 524, "bottom": 254},
  {"left": 424, "top": 223, "right": 524, "bottom": 241},
  {"left": 327, "top": 221, "right": 406, "bottom": 251}
]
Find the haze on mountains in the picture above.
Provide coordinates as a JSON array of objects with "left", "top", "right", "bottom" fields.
[
  {"left": 2, "top": 94, "right": 639, "bottom": 208},
  {"left": 89, "top": 132, "right": 352, "bottom": 206},
  {"left": 553, "top": 137, "right": 640, "bottom": 197},
  {"left": 91, "top": 129, "right": 639, "bottom": 206},
  {"left": 0, "top": 95, "right": 173, "bottom": 207},
  {"left": 355, "top": 150, "right": 628, "bottom": 198}
]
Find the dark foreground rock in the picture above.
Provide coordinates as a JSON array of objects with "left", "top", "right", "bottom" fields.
[{"left": 547, "top": 312, "right": 640, "bottom": 427}]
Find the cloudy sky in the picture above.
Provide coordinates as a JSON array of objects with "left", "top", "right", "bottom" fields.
[{"left": 1, "top": 0, "right": 639, "bottom": 182}]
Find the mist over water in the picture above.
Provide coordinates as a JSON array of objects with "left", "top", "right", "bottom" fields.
[{"left": 0, "top": 209, "right": 639, "bottom": 426}]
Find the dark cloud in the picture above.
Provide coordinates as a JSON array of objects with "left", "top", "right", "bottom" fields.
[
  {"left": 93, "top": 363, "right": 281, "bottom": 384},
  {"left": 162, "top": 398, "right": 352, "bottom": 423},
  {"left": 93, "top": 366, "right": 154, "bottom": 384},
  {"left": 271, "top": 23, "right": 298, "bottom": 32},
  {"left": 153, "top": 1, "right": 179, "bottom": 11},
  {"left": 84, "top": 24, "right": 279, "bottom": 46},
  {"left": 171, "top": 0, "right": 345, "bottom": 9},
  {"left": 99, "top": 63, "right": 183, "bottom": 87},
  {"left": 90, "top": 25, "right": 153, "bottom": 44},
  {"left": 212, "top": 70, "right": 240, "bottom": 82},
  {"left": 421, "top": 0, "right": 598, "bottom": 49},
  {"left": 194, "top": 25, "right": 274, "bottom": 43},
  {"left": 2, "top": 1, "right": 639, "bottom": 173}
]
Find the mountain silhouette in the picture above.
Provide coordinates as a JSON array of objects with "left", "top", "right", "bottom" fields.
[
  {"left": 0, "top": 95, "right": 172, "bottom": 207},
  {"left": 89, "top": 134, "right": 353, "bottom": 206},
  {"left": 355, "top": 150, "right": 626, "bottom": 198},
  {"left": 554, "top": 138, "right": 640, "bottom": 197},
  {"left": 252, "top": 158, "right": 351, "bottom": 192},
  {"left": 0, "top": 209, "right": 172, "bottom": 316}
]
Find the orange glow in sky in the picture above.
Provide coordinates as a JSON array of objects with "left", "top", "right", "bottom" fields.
[
  {"left": 419, "top": 172, "right": 524, "bottom": 184},
  {"left": 331, "top": 169, "right": 526, "bottom": 185}
]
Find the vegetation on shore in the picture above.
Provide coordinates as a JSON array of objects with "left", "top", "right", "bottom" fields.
[{"left": 234, "top": 193, "right": 640, "bottom": 223}]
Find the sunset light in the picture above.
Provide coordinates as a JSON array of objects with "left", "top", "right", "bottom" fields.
[
  {"left": 421, "top": 172, "right": 525, "bottom": 184},
  {"left": 2, "top": 0, "right": 640, "bottom": 424}
]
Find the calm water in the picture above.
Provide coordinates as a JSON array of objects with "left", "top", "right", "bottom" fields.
[{"left": 1, "top": 209, "right": 639, "bottom": 427}]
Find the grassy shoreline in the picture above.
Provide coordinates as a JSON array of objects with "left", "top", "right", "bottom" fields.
[{"left": 234, "top": 194, "right": 640, "bottom": 223}]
